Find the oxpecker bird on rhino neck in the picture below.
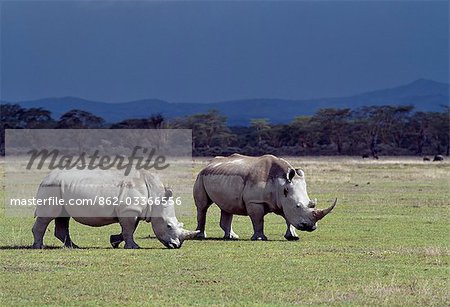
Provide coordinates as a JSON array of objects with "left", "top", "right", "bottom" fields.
[{"left": 193, "top": 154, "right": 337, "bottom": 241}]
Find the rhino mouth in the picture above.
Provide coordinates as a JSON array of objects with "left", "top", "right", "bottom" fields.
[
  {"left": 159, "top": 239, "right": 182, "bottom": 249},
  {"left": 166, "top": 242, "right": 182, "bottom": 249},
  {"left": 297, "top": 223, "right": 317, "bottom": 232}
]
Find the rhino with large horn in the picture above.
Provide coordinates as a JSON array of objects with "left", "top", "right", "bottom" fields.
[
  {"left": 194, "top": 154, "right": 337, "bottom": 241},
  {"left": 32, "top": 169, "right": 199, "bottom": 249}
]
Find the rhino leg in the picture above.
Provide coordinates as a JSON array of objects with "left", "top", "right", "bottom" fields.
[
  {"left": 195, "top": 206, "right": 209, "bottom": 239},
  {"left": 247, "top": 203, "right": 268, "bottom": 241},
  {"left": 194, "top": 189, "right": 212, "bottom": 239},
  {"left": 220, "top": 210, "right": 239, "bottom": 240},
  {"left": 119, "top": 217, "right": 140, "bottom": 249},
  {"left": 111, "top": 219, "right": 139, "bottom": 248},
  {"left": 110, "top": 233, "right": 124, "bottom": 248},
  {"left": 32, "top": 217, "right": 54, "bottom": 249},
  {"left": 284, "top": 223, "right": 299, "bottom": 241},
  {"left": 54, "top": 217, "right": 79, "bottom": 248}
]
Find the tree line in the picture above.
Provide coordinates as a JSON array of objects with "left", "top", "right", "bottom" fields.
[{"left": 1, "top": 103, "right": 448, "bottom": 157}]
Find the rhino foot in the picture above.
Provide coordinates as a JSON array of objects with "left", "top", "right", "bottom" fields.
[
  {"left": 195, "top": 231, "right": 207, "bottom": 240},
  {"left": 111, "top": 241, "right": 121, "bottom": 249},
  {"left": 223, "top": 233, "right": 239, "bottom": 240},
  {"left": 124, "top": 242, "right": 140, "bottom": 249},
  {"left": 110, "top": 234, "right": 123, "bottom": 248},
  {"left": 251, "top": 234, "right": 268, "bottom": 241},
  {"left": 32, "top": 243, "right": 44, "bottom": 249},
  {"left": 284, "top": 234, "right": 300, "bottom": 241},
  {"left": 64, "top": 242, "right": 80, "bottom": 248}
]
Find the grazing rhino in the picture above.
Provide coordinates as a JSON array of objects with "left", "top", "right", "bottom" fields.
[
  {"left": 194, "top": 154, "right": 337, "bottom": 241},
  {"left": 32, "top": 169, "right": 198, "bottom": 249}
]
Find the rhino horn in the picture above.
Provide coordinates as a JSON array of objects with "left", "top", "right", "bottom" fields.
[
  {"left": 181, "top": 229, "right": 200, "bottom": 240},
  {"left": 313, "top": 198, "right": 337, "bottom": 221}
]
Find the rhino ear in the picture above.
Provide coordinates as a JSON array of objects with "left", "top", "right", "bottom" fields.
[
  {"left": 295, "top": 168, "right": 304, "bottom": 177},
  {"left": 287, "top": 169, "right": 296, "bottom": 182},
  {"left": 165, "top": 187, "right": 173, "bottom": 197}
]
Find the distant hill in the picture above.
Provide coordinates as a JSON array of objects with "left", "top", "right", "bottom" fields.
[{"left": 3, "top": 79, "right": 448, "bottom": 126}]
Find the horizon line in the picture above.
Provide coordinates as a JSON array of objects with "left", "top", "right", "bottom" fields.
[{"left": 1, "top": 78, "right": 448, "bottom": 105}]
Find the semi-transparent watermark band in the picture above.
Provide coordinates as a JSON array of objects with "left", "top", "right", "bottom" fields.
[{"left": 5, "top": 129, "right": 192, "bottom": 217}]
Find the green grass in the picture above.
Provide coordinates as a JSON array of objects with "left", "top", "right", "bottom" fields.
[{"left": 1, "top": 157, "right": 449, "bottom": 305}]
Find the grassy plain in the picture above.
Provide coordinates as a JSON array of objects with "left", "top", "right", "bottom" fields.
[{"left": 0, "top": 157, "right": 449, "bottom": 305}]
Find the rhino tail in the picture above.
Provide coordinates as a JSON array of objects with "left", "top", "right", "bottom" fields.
[{"left": 193, "top": 174, "right": 208, "bottom": 206}]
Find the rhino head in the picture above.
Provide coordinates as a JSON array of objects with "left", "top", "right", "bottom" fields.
[
  {"left": 278, "top": 168, "right": 337, "bottom": 231},
  {"left": 151, "top": 217, "right": 199, "bottom": 249},
  {"left": 150, "top": 188, "right": 199, "bottom": 249}
]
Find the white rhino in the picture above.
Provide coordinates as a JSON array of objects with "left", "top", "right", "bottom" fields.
[
  {"left": 32, "top": 169, "right": 198, "bottom": 249},
  {"left": 194, "top": 154, "right": 337, "bottom": 240}
]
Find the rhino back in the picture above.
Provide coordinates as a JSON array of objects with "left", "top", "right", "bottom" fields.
[{"left": 201, "top": 154, "right": 290, "bottom": 183}]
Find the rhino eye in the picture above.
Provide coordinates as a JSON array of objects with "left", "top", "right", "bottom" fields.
[{"left": 167, "top": 224, "right": 173, "bottom": 229}]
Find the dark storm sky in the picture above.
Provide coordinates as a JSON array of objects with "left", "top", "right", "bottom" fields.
[{"left": 1, "top": 0, "right": 448, "bottom": 102}]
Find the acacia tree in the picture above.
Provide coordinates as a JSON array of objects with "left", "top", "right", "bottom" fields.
[
  {"left": 352, "top": 105, "right": 413, "bottom": 156},
  {"left": 110, "top": 114, "right": 165, "bottom": 129},
  {"left": 171, "top": 110, "right": 234, "bottom": 149},
  {"left": 57, "top": 109, "right": 104, "bottom": 129},
  {"left": 0, "top": 104, "right": 25, "bottom": 155},
  {"left": 0, "top": 104, "right": 25, "bottom": 128},
  {"left": 409, "top": 112, "right": 432, "bottom": 155},
  {"left": 250, "top": 118, "right": 271, "bottom": 146},
  {"left": 427, "top": 111, "right": 450, "bottom": 155},
  {"left": 288, "top": 116, "right": 315, "bottom": 149},
  {"left": 311, "top": 108, "right": 351, "bottom": 154},
  {"left": 56, "top": 110, "right": 105, "bottom": 153},
  {"left": 383, "top": 105, "right": 414, "bottom": 149},
  {"left": 0, "top": 104, "right": 55, "bottom": 154},
  {"left": 22, "top": 108, "right": 54, "bottom": 128}
]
